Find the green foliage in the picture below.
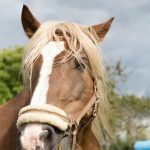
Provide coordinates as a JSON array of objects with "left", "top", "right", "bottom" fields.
[
  {"left": 103, "top": 61, "right": 150, "bottom": 150},
  {"left": 109, "top": 137, "right": 133, "bottom": 150},
  {"left": 0, "top": 46, "right": 23, "bottom": 104}
]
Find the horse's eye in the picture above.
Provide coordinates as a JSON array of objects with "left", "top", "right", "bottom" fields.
[{"left": 74, "top": 59, "right": 85, "bottom": 72}]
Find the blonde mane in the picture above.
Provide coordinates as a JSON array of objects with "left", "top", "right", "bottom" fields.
[{"left": 21, "top": 21, "right": 110, "bottom": 143}]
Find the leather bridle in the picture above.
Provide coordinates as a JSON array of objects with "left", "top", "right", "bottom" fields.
[
  {"left": 67, "top": 84, "right": 99, "bottom": 150},
  {"left": 17, "top": 84, "right": 99, "bottom": 150}
]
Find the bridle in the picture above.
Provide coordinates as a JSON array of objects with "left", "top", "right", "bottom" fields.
[
  {"left": 68, "top": 84, "right": 99, "bottom": 150},
  {"left": 17, "top": 84, "right": 100, "bottom": 150}
]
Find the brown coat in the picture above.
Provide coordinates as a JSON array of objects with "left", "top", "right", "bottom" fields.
[{"left": 0, "top": 90, "right": 29, "bottom": 150}]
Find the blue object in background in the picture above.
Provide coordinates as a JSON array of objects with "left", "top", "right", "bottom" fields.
[{"left": 134, "top": 141, "right": 150, "bottom": 150}]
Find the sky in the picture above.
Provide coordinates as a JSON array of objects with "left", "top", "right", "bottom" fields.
[{"left": 0, "top": 0, "right": 150, "bottom": 97}]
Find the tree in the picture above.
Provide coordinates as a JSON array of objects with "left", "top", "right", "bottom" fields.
[
  {"left": 0, "top": 47, "right": 23, "bottom": 104},
  {"left": 103, "top": 61, "right": 150, "bottom": 150}
]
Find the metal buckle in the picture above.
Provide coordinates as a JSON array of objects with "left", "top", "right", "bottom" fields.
[
  {"left": 93, "top": 96, "right": 99, "bottom": 117},
  {"left": 70, "top": 121, "right": 78, "bottom": 134},
  {"left": 69, "top": 121, "right": 78, "bottom": 150}
]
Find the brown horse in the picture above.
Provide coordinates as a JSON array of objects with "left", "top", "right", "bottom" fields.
[
  {"left": 1, "top": 5, "right": 114, "bottom": 150},
  {"left": 0, "top": 90, "right": 29, "bottom": 150}
]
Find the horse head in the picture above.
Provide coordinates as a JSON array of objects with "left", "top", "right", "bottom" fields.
[{"left": 17, "top": 5, "right": 113, "bottom": 150}]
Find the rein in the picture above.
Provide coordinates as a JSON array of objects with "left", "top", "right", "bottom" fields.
[{"left": 17, "top": 84, "right": 99, "bottom": 150}]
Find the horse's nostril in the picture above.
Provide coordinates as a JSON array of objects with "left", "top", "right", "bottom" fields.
[
  {"left": 36, "top": 146, "right": 43, "bottom": 150},
  {"left": 42, "top": 125, "right": 55, "bottom": 137},
  {"left": 39, "top": 129, "right": 49, "bottom": 140}
]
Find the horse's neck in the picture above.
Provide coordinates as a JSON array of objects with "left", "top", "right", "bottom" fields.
[
  {"left": 77, "top": 123, "right": 101, "bottom": 150},
  {"left": 0, "top": 90, "right": 29, "bottom": 150}
]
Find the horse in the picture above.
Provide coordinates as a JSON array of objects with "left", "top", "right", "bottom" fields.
[
  {"left": 13, "top": 5, "right": 113, "bottom": 150},
  {"left": 0, "top": 90, "right": 29, "bottom": 150}
]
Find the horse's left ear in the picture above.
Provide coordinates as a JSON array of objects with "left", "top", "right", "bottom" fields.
[
  {"left": 90, "top": 17, "right": 114, "bottom": 41},
  {"left": 21, "top": 5, "right": 41, "bottom": 38}
]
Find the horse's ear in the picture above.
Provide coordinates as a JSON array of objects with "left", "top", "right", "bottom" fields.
[
  {"left": 90, "top": 17, "right": 114, "bottom": 41},
  {"left": 21, "top": 5, "right": 41, "bottom": 38}
]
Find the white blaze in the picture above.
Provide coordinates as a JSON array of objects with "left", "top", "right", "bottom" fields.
[{"left": 30, "top": 41, "right": 64, "bottom": 105}]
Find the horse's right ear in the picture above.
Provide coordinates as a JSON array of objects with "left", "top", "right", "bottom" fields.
[{"left": 21, "top": 5, "right": 40, "bottom": 38}]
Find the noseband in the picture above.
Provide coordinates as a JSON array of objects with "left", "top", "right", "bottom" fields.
[{"left": 17, "top": 84, "right": 99, "bottom": 150}]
